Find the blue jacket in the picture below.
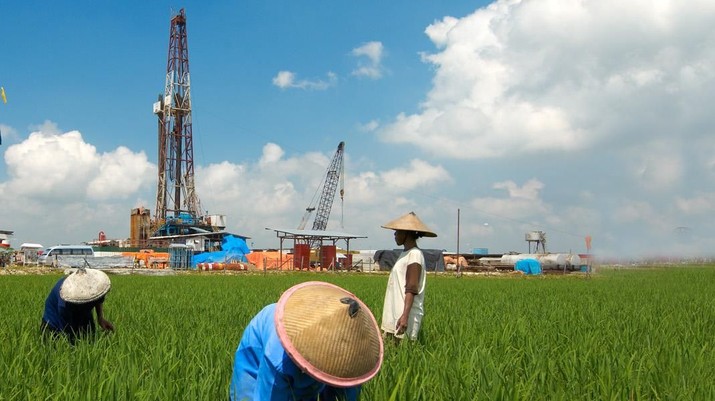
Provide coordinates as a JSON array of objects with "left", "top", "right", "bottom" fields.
[
  {"left": 43, "top": 277, "right": 102, "bottom": 337},
  {"left": 229, "top": 303, "right": 360, "bottom": 401}
]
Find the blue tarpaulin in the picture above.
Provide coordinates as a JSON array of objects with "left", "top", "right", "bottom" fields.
[
  {"left": 515, "top": 258, "right": 542, "bottom": 275},
  {"left": 192, "top": 235, "right": 251, "bottom": 267}
]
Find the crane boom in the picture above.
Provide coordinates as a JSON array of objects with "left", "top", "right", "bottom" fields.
[
  {"left": 313, "top": 142, "right": 345, "bottom": 231},
  {"left": 297, "top": 142, "right": 345, "bottom": 231}
]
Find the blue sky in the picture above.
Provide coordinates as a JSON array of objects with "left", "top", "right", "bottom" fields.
[{"left": 2, "top": 0, "right": 715, "bottom": 259}]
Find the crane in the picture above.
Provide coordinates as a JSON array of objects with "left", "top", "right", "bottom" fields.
[{"left": 297, "top": 142, "right": 345, "bottom": 232}]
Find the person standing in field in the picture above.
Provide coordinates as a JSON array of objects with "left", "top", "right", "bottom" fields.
[
  {"left": 380, "top": 211, "right": 437, "bottom": 341},
  {"left": 229, "top": 281, "right": 383, "bottom": 401},
  {"left": 41, "top": 266, "right": 114, "bottom": 343}
]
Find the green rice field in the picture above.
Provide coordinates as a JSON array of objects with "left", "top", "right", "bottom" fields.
[{"left": 1, "top": 266, "right": 714, "bottom": 400}]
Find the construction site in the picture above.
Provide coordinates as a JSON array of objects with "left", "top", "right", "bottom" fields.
[{"left": 1, "top": 9, "right": 591, "bottom": 275}]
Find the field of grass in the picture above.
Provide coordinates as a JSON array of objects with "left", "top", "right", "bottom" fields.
[{"left": 1, "top": 267, "right": 714, "bottom": 400}]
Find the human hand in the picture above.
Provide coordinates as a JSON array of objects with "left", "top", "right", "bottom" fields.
[
  {"left": 396, "top": 315, "right": 408, "bottom": 335},
  {"left": 99, "top": 318, "right": 115, "bottom": 332}
]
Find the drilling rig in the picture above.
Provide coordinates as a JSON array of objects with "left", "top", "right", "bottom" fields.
[
  {"left": 150, "top": 8, "right": 221, "bottom": 238},
  {"left": 298, "top": 142, "right": 345, "bottom": 234}
]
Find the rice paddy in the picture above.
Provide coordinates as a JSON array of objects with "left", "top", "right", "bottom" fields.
[{"left": 1, "top": 266, "right": 714, "bottom": 400}]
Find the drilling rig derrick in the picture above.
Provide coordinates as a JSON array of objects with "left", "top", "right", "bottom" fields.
[{"left": 151, "top": 8, "right": 212, "bottom": 238}]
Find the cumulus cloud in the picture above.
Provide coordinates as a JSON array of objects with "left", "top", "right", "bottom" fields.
[
  {"left": 380, "top": 159, "right": 451, "bottom": 192},
  {"left": 272, "top": 70, "right": 337, "bottom": 90},
  {"left": 259, "top": 143, "right": 285, "bottom": 165},
  {"left": 362, "top": 0, "right": 715, "bottom": 258},
  {"left": 358, "top": 120, "right": 379, "bottom": 132},
  {"left": 0, "top": 122, "right": 156, "bottom": 245},
  {"left": 378, "top": 0, "right": 715, "bottom": 161},
  {"left": 351, "top": 41, "right": 385, "bottom": 79},
  {"left": 0, "top": 124, "right": 19, "bottom": 144},
  {"left": 471, "top": 179, "right": 550, "bottom": 222},
  {"left": 492, "top": 179, "right": 543, "bottom": 200},
  {"left": 190, "top": 143, "right": 453, "bottom": 240},
  {"left": 87, "top": 147, "right": 154, "bottom": 200}
]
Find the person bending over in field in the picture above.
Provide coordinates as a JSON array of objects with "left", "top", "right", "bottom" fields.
[
  {"left": 41, "top": 266, "right": 114, "bottom": 344},
  {"left": 380, "top": 211, "right": 437, "bottom": 341},
  {"left": 229, "top": 281, "right": 383, "bottom": 401}
]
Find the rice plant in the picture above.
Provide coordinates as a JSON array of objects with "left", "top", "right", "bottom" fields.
[{"left": 1, "top": 267, "right": 713, "bottom": 400}]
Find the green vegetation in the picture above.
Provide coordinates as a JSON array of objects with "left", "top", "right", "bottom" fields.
[{"left": 1, "top": 267, "right": 714, "bottom": 400}]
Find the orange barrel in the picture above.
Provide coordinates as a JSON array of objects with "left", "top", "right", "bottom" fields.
[
  {"left": 294, "top": 244, "right": 310, "bottom": 269},
  {"left": 320, "top": 245, "right": 337, "bottom": 270}
]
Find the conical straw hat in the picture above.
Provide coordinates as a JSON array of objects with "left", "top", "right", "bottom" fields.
[
  {"left": 60, "top": 268, "right": 111, "bottom": 304},
  {"left": 274, "top": 281, "right": 384, "bottom": 387},
  {"left": 381, "top": 211, "right": 437, "bottom": 237}
]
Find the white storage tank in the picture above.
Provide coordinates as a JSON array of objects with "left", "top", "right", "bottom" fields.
[
  {"left": 539, "top": 253, "right": 567, "bottom": 268},
  {"left": 500, "top": 254, "right": 542, "bottom": 266},
  {"left": 566, "top": 254, "right": 582, "bottom": 267}
]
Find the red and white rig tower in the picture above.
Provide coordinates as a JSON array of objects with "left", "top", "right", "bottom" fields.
[{"left": 152, "top": 8, "right": 206, "bottom": 236}]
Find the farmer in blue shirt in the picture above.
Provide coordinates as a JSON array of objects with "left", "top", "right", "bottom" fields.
[
  {"left": 41, "top": 267, "right": 114, "bottom": 343},
  {"left": 229, "top": 281, "right": 383, "bottom": 401}
]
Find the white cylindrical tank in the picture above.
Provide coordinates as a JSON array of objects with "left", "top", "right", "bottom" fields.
[
  {"left": 500, "top": 254, "right": 542, "bottom": 266},
  {"left": 539, "top": 253, "right": 567, "bottom": 268},
  {"left": 478, "top": 257, "right": 503, "bottom": 266},
  {"left": 566, "top": 254, "right": 582, "bottom": 267}
]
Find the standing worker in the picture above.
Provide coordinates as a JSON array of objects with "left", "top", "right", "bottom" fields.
[
  {"left": 380, "top": 211, "right": 437, "bottom": 341},
  {"left": 229, "top": 281, "right": 383, "bottom": 401},
  {"left": 41, "top": 266, "right": 114, "bottom": 343}
]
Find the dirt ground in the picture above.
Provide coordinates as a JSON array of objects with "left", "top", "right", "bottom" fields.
[{"left": 0, "top": 266, "right": 60, "bottom": 275}]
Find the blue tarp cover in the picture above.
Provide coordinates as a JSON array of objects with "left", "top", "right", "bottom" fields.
[
  {"left": 192, "top": 235, "right": 251, "bottom": 266},
  {"left": 515, "top": 258, "right": 542, "bottom": 275}
]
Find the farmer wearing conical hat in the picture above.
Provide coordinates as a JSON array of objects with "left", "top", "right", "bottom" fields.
[
  {"left": 380, "top": 211, "right": 437, "bottom": 341},
  {"left": 41, "top": 267, "right": 114, "bottom": 343},
  {"left": 229, "top": 281, "right": 383, "bottom": 401}
]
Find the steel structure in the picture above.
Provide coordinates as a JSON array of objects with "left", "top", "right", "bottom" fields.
[
  {"left": 297, "top": 142, "right": 345, "bottom": 232},
  {"left": 153, "top": 8, "right": 202, "bottom": 231}
]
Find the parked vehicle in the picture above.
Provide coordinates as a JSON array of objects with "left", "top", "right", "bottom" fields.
[{"left": 38, "top": 245, "right": 94, "bottom": 266}]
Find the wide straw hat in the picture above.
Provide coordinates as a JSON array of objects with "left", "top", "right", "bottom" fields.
[
  {"left": 60, "top": 268, "right": 111, "bottom": 304},
  {"left": 381, "top": 211, "right": 438, "bottom": 237},
  {"left": 274, "top": 281, "right": 384, "bottom": 387}
]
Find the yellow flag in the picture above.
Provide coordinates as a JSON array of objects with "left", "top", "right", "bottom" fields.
[{"left": 0, "top": 87, "right": 6, "bottom": 104}]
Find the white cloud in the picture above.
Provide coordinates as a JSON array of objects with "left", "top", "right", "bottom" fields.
[
  {"left": 676, "top": 194, "right": 715, "bottom": 215},
  {"left": 272, "top": 70, "right": 337, "bottom": 90},
  {"left": 380, "top": 159, "right": 451, "bottom": 192},
  {"left": 358, "top": 120, "right": 379, "bottom": 132},
  {"left": 492, "top": 179, "right": 543, "bottom": 200},
  {"left": 0, "top": 123, "right": 156, "bottom": 245},
  {"left": 87, "top": 147, "right": 154, "bottom": 200},
  {"left": 351, "top": 41, "right": 385, "bottom": 79},
  {"left": 259, "top": 143, "right": 285, "bottom": 165},
  {"left": 471, "top": 179, "right": 550, "bottom": 221},
  {"left": 4, "top": 127, "right": 99, "bottom": 199},
  {"left": 0, "top": 124, "right": 19, "bottom": 144},
  {"left": 627, "top": 140, "right": 683, "bottom": 191},
  {"left": 378, "top": 0, "right": 715, "bottom": 162}
]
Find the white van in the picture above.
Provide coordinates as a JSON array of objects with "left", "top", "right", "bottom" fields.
[{"left": 38, "top": 245, "right": 95, "bottom": 266}]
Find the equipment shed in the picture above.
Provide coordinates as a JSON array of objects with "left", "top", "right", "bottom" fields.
[{"left": 265, "top": 228, "right": 366, "bottom": 270}]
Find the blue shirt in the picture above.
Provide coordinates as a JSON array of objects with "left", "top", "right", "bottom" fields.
[
  {"left": 229, "top": 304, "right": 360, "bottom": 401},
  {"left": 42, "top": 277, "right": 100, "bottom": 335}
]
